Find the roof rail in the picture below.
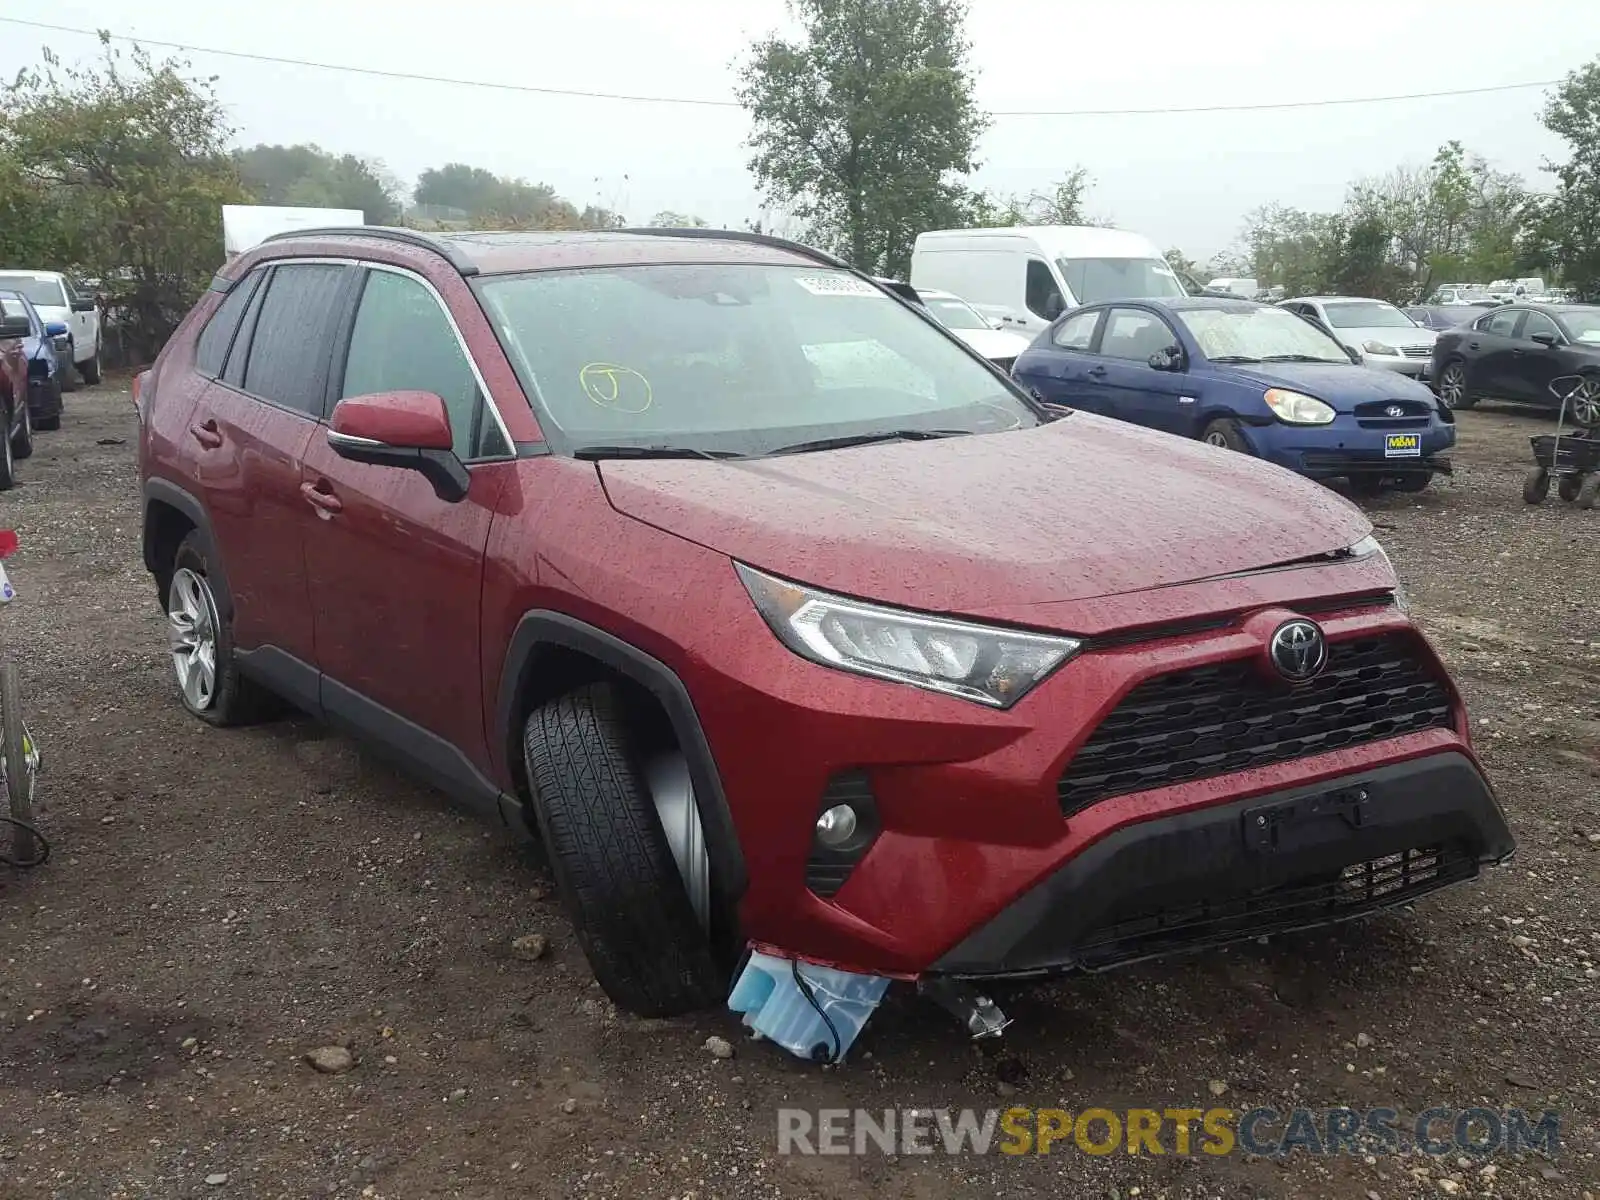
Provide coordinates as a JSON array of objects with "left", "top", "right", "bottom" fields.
[
  {"left": 617, "top": 227, "right": 852, "bottom": 272},
  {"left": 256, "top": 225, "right": 479, "bottom": 276}
]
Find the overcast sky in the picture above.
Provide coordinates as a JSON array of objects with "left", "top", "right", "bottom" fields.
[{"left": 1, "top": 2, "right": 1595, "bottom": 260}]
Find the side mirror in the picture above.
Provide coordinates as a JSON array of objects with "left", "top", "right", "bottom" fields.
[
  {"left": 70, "top": 297, "right": 97, "bottom": 313},
  {"left": 1531, "top": 331, "right": 1559, "bottom": 348},
  {"left": 1147, "top": 346, "right": 1184, "bottom": 371},
  {"left": 327, "top": 390, "right": 469, "bottom": 503},
  {"left": 0, "top": 314, "right": 30, "bottom": 339},
  {"left": 1343, "top": 344, "right": 1363, "bottom": 365},
  {"left": 43, "top": 320, "right": 68, "bottom": 337}
]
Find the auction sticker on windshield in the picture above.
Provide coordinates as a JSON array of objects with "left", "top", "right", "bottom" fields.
[
  {"left": 1385, "top": 433, "right": 1422, "bottom": 458},
  {"left": 794, "top": 275, "right": 886, "bottom": 298}
]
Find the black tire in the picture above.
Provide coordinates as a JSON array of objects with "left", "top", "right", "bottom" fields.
[
  {"left": 1349, "top": 475, "right": 1386, "bottom": 498},
  {"left": 79, "top": 350, "right": 101, "bottom": 386},
  {"left": 0, "top": 406, "right": 16, "bottom": 491},
  {"left": 1200, "top": 417, "right": 1251, "bottom": 453},
  {"left": 167, "top": 532, "right": 274, "bottom": 726},
  {"left": 1578, "top": 474, "right": 1600, "bottom": 511},
  {"left": 1523, "top": 468, "right": 1551, "bottom": 505},
  {"left": 1392, "top": 472, "right": 1431, "bottom": 494},
  {"left": 10, "top": 401, "right": 32, "bottom": 461},
  {"left": 58, "top": 352, "right": 76, "bottom": 394},
  {"left": 1558, "top": 475, "right": 1583, "bottom": 503},
  {"left": 521, "top": 682, "right": 726, "bottom": 1017},
  {"left": 1, "top": 662, "right": 39, "bottom": 867},
  {"left": 1437, "top": 359, "right": 1475, "bottom": 410}
]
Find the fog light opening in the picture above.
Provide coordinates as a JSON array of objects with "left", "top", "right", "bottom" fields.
[{"left": 815, "top": 804, "right": 859, "bottom": 848}]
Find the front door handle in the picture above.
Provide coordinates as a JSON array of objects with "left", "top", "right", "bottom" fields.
[
  {"left": 300, "top": 480, "right": 343, "bottom": 517},
  {"left": 189, "top": 419, "right": 222, "bottom": 449},
  {"left": 1086, "top": 365, "right": 1108, "bottom": 378},
  {"left": 1468, "top": 341, "right": 1480, "bottom": 350}
]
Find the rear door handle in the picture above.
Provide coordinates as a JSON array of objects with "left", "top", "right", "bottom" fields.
[
  {"left": 1468, "top": 341, "right": 1480, "bottom": 350},
  {"left": 299, "top": 480, "right": 343, "bottom": 517},
  {"left": 189, "top": 419, "right": 222, "bottom": 449},
  {"left": 1086, "top": 365, "right": 1108, "bottom": 378}
]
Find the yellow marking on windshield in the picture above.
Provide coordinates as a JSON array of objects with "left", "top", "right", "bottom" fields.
[{"left": 579, "top": 362, "right": 653, "bottom": 414}]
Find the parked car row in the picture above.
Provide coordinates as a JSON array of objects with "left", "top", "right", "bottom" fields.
[
  {"left": 0, "top": 270, "right": 103, "bottom": 489},
  {"left": 134, "top": 224, "right": 1514, "bottom": 1030}
]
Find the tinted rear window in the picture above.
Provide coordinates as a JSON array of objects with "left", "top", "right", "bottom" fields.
[
  {"left": 241, "top": 263, "right": 347, "bottom": 414},
  {"left": 194, "top": 274, "right": 261, "bottom": 377}
]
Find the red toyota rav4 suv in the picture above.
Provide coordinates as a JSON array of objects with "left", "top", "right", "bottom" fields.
[{"left": 136, "top": 227, "right": 1514, "bottom": 1018}]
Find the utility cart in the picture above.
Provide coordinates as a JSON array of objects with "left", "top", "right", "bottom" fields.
[{"left": 1523, "top": 374, "right": 1600, "bottom": 509}]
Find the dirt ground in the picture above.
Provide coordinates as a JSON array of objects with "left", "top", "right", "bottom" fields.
[{"left": 1, "top": 377, "right": 1596, "bottom": 1200}]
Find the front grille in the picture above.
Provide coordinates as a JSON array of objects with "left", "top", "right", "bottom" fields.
[
  {"left": 1074, "top": 845, "right": 1475, "bottom": 970},
  {"left": 1057, "top": 634, "right": 1453, "bottom": 816},
  {"left": 1401, "top": 345, "right": 1432, "bottom": 359},
  {"left": 1354, "top": 398, "right": 1433, "bottom": 428}
]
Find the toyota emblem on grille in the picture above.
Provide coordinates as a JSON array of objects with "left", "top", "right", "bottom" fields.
[
  {"left": 1385, "top": 403, "right": 1406, "bottom": 418},
  {"left": 1269, "top": 619, "right": 1328, "bottom": 683}
]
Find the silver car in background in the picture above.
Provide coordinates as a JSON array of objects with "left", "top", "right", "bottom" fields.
[{"left": 1278, "top": 296, "right": 1438, "bottom": 380}]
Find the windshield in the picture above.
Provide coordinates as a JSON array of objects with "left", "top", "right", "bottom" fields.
[
  {"left": 475, "top": 264, "right": 1037, "bottom": 455},
  {"left": 0, "top": 274, "right": 65, "bottom": 308},
  {"left": 1323, "top": 301, "right": 1417, "bottom": 329},
  {"left": 1560, "top": 309, "right": 1600, "bottom": 344},
  {"left": 922, "top": 296, "right": 990, "bottom": 331},
  {"left": 1177, "top": 306, "right": 1350, "bottom": 363},
  {"left": 1056, "top": 257, "right": 1184, "bottom": 305}
]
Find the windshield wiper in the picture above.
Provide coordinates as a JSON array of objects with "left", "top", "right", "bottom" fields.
[
  {"left": 1260, "top": 354, "right": 1346, "bottom": 363},
  {"left": 766, "top": 428, "right": 970, "bottom": 456},
  {"left": 1208, "top": 355, "right": 1263, "bottom": 363},
  {"left": 572, "top": 444, "right": 743, "bottom": 461}
]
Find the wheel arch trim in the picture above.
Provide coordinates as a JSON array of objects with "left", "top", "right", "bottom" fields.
[
  {"left": 495, "top": 611, "right": 748, "bottom": 899},
  {"left": 142, "top": 478, "right": 232, "bottom": 619}
]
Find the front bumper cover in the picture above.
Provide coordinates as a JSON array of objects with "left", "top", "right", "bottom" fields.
[{"left": 932, "top": 752, "right": 1513, "bottom": 979}]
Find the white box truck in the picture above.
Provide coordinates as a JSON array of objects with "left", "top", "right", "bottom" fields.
[
  {"left": 222, "top": 205, "right": 365, "bottom": 258},
  {"left": 909, "top": 225, "right": 1183, "bottom": 336}
]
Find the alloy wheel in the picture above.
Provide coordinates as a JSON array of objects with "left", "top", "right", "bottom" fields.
[
  {"left": 167, "top": 567, "right": 219, "bottom": 711},
  {"left": 1438, "top": 364, "right": 1466, "bottom": 409},
  {"left": 1570, "top": 378, "right": 1600, "bottom": 428},
  {"left": 644, "top": 751, "right": 710, "bottom": 933},
  {"left": 1203, "top": 431, "right": 1229, "bottom": 447}
]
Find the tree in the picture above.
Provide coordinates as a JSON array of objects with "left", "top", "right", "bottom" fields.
[
  {"left": 1522, "top": 60, "right": 1600, "bottom": 298},
  {"left": 0, "top": 36, "right": 246, "bottom": 360},
  {"left": 1324, "top": 215, "right": 1408, "bottom": 303},
  {"left": 648, "top": 211, "right": 709, "bottom": 227},
  {"left": 1240, "top": 204, "right": 1341, "bottom": 295},
  {"left": 965, "top": 167, "right": 1116, "bottom": 229},
  {"left": 413, "top": 161, "right": 588, "bottom": 228},
  {"left": 235, "top": 143, "right": 402, "bottom": 222},
  {"left": 738, "top": 0, "right": 988, "bottom": 277}
]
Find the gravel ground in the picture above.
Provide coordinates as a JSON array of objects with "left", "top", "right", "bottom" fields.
[{"left": 0, "top": 377, "right": 1597, "bottom": 1200}]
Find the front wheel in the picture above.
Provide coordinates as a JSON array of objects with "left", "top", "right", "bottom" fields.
[
  {"left": 0, "top": 408, "right": 16, "bottom": 491},
  {"left": 1437, "top": 360, "right": 1474, "bottom": 410},
  {"left": 1578, "top": 474, "right": 1600, "bottom": 510},
  {"left": 521, "top": 682, "right": 727, "bottom": 1017},
  {"left": 166, "top": 533, "right": 274, "bottom": 725},
  {"left": 9, "top": 401, "right": 31, "bottom": 461},
  {"left": 1568, "top": 375, "right": 1600, "bottom": 430},
  {"left": 1, "top": 662, "right": 40, "bottom": 867},
  {"left": 1523, "top": 467, "right": 1551, "bottom": 505},
  {"left": 78, "top": 351, "right": 101, "bottom": 386},
  {"left": 1200, "top": 417, "right": 1251, "bottom": 453}
]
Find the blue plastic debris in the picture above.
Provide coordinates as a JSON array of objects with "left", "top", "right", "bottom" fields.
[{"left": 727, "top": 950, "right": 891, "bottom": 1063}]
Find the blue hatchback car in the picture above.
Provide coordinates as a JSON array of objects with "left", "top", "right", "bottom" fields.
[{"left": 1012, "top": 296, "right": 1456, "bottom": 494}]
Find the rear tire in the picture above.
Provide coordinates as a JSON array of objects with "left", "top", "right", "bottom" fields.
[
  {"left": 1200, "top": 417, "right": 1251, "bottom": 453},
  {"left": 10, "top": 402, "right": 32, "bottom": 461},
  {"left": 1558, "top": 475, "right": 1582, "bottom": 503},
  {"left": 521, "top": 682, "right": 726, "bottom": 1017},
  {"left": 1437, "top": 360, "right": 1474, "bottom": 410},
  {"left": 1349, "top": 475, "right": 1386, "bottom": 498},
  {"left": 0, "top": 408, "right": 16, "bottom": 491},
  {"left": 1392, "top": 472, "right": 1431, "bottom": 494},
  {"left": 1, "top": 662, "right": 39, "bottom": 867},
  {"left": 166, "top": 533, "right": 274, "bottom": 726},
  {"left": 79, "top": 351, "right": 101, "bottom": 386}
]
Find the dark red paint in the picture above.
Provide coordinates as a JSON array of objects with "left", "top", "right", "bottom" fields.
[{"left": 331, "top": 390, "right": 454, "bottom": 450}]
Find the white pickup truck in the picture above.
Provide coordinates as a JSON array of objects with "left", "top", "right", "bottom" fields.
[{"left": 0, "top": 270, "right": 102, "bottom": 387}]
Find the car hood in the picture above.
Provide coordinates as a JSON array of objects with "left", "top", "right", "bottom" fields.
[
  {"left": 1211, "top": 362, "right": 1439, "bottom": 411},
  {"left": 1331, "top": 325, "right": 1437, "bottom": 349},
  {"left": 948, "top": 327, "right": 1033, "bottom": 360},
  {"left": 597, "top": 416, "right": 1371, "bottom": 617}
]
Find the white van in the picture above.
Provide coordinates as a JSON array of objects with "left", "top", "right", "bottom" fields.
[
  {"left": 1206, "top": 277, "right": 1260, "bottom": 298},
  {"left": 910, "top": 225, "right": 1183, "bottom": 336}
]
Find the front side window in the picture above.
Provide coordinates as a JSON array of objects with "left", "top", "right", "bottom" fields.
[
  {"left": 241, "top": 263, "right": 348, "bottom": 414},
  {"left": 1520, "top": 311, "right": 1561, "bottom": 341},
  {"left": 1177, "top": 306, "right": 1349, "bottom": 363},
  {"left": 1099, "top": 308, "right": 1176, "bottom": 361},
  {"left": 1052, "top": 308, "right": 1101, "bottom": 351},
  {"left": 341, "top": 269, "right": 509, "bottom": 461},
  {"left": 1025, "top": 261, "right": 1062, "bottom": 319},
  {"left": 1321, "top": 301, "right": 1417, "bottom": 329},
  {"left": 1056, "top": 257, "right": 1184, "bottom": 306},
  {"left": 475, "top": 264, "right": 1036, "bottom": 456}
]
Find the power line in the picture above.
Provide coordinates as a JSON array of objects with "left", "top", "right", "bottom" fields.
[{"left": 0, "top": 15, "right": 1567, "bottom": 116}]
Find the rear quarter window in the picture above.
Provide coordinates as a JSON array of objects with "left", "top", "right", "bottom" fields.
[{"left": 194, "top": 274, "right": 261, "bottom": 377}]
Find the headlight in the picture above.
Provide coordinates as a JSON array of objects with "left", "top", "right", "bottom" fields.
[
  {"left": 1263, "top": 388, "right": 1336, "bottom": 425},
  {"left": 1363, "top": 340, "right": 1400, "bottom": 356},
  {"left": 1348, "top": 534, "right": 1408, "bottom": 612},
  {"left": 736, "top": 563, "right": 1081, "bottom": 708}
]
